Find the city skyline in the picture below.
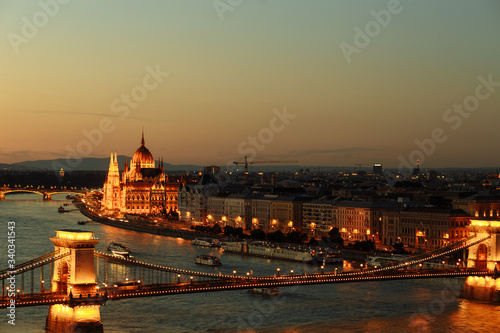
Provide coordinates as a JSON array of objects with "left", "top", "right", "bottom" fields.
[{"left": 1, "top": 0, "right": 499, "bottom": 169}]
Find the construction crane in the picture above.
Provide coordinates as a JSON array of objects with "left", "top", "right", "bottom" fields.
[{"left": 233, "top": 156, "right": 298, "bottom": 184}]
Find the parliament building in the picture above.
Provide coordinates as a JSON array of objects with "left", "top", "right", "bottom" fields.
[{"left": 101, "top": 132, "right": 179, "bottom": 216}]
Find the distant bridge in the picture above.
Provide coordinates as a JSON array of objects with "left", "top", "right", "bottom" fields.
[{"left": 0, "top": 188, "right": 87, "bottom": 200}]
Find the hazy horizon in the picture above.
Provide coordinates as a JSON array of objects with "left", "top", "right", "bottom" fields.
[{"left": 1, "top": 0, "right": 499, "bottom": 169}]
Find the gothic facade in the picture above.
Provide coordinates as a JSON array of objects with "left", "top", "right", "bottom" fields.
[{"left": 102, "top": 132, "right": 179, "bottom": 216}]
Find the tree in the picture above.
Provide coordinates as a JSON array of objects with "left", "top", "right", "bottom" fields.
[
  {"left": 392, "top": 242, "right": 407, "bottom": 254},
  {"left": 328, "top": 227, "right": 344, "bottom": 247},
  {"left": 223, "top": 225, "right": 235, "bottom": 236},
  {"left": 285, "top": 231, "right": 308, "bottom": 244},
  {"left": 250, "top": 229, "right": 266, "bottom": 240},
  {"left": 211, "top": 223, "right": 222, "bottom": 235},
  {"left": 352, "top": 240, "right": 375, "bottom": 252},
  {"left": 307, "top": 237, "right": 319, "bottom": 246},
  {"left": 267, "top": 230, "right": 285, "bottom": 243}
]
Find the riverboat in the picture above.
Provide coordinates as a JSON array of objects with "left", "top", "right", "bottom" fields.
[
  {"left": 194, "top": 255, "right": 222, "bottom": 266},
  {"left": 365, "top": 254, "right": 409, "bottom": 268},
  {"left": 192, "top": 238, "right": 221, "bottom": 247},
  {"left": 113, "top": 280, "right": 141, "bottom": 290},
  {"left": 108, "top": 242, "right": 131, "bottom": 259},
  {"left": 222, "top": 241, "right": 314, "bottom": 263},
  {"left": 249, "top": 287, "right": 281, "bottom": 296},
  {"left": 58, "top": 206, "right": 69, "bottom": 213},
  {"left": 313, "top": 248, "right": 343, "bottom": 264}
]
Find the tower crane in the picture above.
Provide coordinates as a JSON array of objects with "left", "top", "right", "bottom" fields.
[{"left": 233, "top": 156, "right": 298, "bottom": 184}]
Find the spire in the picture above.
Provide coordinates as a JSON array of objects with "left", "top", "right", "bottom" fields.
[
  {"left": 141, "top": 128, "right": 145, "bottom": 146},
  {"left": 114, "top": 151, "right": 118, "bottom": 165}
]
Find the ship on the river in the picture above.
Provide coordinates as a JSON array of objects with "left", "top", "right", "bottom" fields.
[{"left": 222, "top": 241, "right": 314, "bottom": 263}]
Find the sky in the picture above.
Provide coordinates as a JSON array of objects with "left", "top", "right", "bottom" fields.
[{"left": 1, "top": 0, "right": 499, "bottom": 170}]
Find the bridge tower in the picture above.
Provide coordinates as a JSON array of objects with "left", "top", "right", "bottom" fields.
[
  {"left": 46, "top": 230, "right": 103, "bottom": 333},
  {"left": 0, "top": 192, "right": 4, "bottom": 200},
  {"left": 463, "top": 220, "right": 500, "bottom": 302},
  {"left": 43, "top": 193, "right": 52, "bottom": 201}
]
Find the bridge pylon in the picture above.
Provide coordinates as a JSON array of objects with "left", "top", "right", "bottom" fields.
[
  {"left": 0, "top": 192, "right": 4, "bottom": 200},
  {"left": 462, "top": 220, "right": 500, "bottom": 302},
  {"left": 43, "top": 193, "right": 51, "bottom": 201},
  {"left": 46, "top": 230, "right": 104, "bottom": 333}
]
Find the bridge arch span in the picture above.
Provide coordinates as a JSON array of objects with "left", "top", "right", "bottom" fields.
[{"left": 1, "top": 189, "right": 44, "bottom": 198}]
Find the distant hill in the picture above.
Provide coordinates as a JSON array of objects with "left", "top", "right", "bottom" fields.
[{"left": 9, "top": 156, "right": 202, "bottom": 172}]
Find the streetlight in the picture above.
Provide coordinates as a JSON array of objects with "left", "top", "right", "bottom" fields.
[
  {"left": 321, "top": 265, "right": 324, "bottom": 274},
  {"left": 233, "top": 270, "right": 237, "bottom": 276},
  {"left": 277, "top": 268, "right": 280, "bottom": 277},
  {"left": 290, "top": 269, "right": 294, "bottom": 276},
  {"left": 190, "top": 276, "right": 194, "bottom": 284},
  {"left": 177, "top": 274, "right": 181, "bottom": 283}
]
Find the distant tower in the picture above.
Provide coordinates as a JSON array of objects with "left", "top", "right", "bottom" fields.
[
  {"left": 59, "top": 168, "right": 65, "bottom": 178},
  {"left": 103, "top": 151, "right": 121, "bottom": 211},
  {"left": 412, "top": 158, "right": 420, "bottom": 176},
  {"left": 373, "top": 163, "right": 383, "bottom": 175}
]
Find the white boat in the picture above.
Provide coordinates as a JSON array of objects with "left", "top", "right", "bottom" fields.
[
  {"left": 108, "top": 242, "right": 131, "bottom": 259},
  {"left": 313, "top": 249, "right": 343, "bottom": 264},
  {"left": 249, "top": 287, "right": 281, "bottom": 296},
  {"left": 195, "top": 255, "right": 222, "bottom": 266},
  {"left": 365, "top": 254, "right": 409, "bottom": 268},
  {"left": 248, "top": 242, "right": 315, "bottom": 263},
  {"left": 222, "top": 241, "right": 314, "bottom": 263},
  {"left": 192, "top": 238, "right": 221, "bottom": 247}
]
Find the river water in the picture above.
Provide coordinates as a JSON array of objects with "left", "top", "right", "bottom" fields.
[{"left": 1, "top": 193, "right": 499, "bottom": 332}]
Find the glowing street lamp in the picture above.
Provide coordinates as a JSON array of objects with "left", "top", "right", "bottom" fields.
[
  {"left": 177, "top": 274, "right": 181, "bottom": 283},
  {"left": 321, "top": 265, "right": 324, "bottom": 274},
  {"left": 277, "top": 268, "right": 280, "bottom": 277}
]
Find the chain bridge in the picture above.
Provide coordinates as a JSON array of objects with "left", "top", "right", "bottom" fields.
[{"left": 1, "top": 219, "right": 499, "bottom": 332}]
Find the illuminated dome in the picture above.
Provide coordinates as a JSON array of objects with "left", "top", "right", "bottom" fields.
[{"left": 130, "top": 132, "right": 155, "bottom": 169}]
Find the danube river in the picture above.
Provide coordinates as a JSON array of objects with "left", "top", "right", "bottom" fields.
[{"left": 1, "top": 193, "right": 499, "bottom": 332}]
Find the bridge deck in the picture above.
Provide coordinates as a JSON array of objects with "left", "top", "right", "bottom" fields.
[{"left": 1, "top": 269, "right": 491, "bottom": 308}]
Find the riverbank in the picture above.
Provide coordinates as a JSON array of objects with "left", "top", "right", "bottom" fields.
[
  {"left": 75, "top": 201, "right": 209, "bottom": 240},
  {"left": 74, "top": 200, "right": 379, "bottom": 264}
]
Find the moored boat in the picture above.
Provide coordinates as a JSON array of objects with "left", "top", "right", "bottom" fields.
[
  {"left": 108, "top": 242, "right": 131, "bottom": 259},
  {"left": 249, "top": 287, "right": 281, "bottom": 296},
  {"left": 313, "top": 248, "right": 343, "bottom": 264},
  {"left": 194, "top": 255, "right": 222, "bottom": 266},
  {"left": 365, "top": 254, "right": 409, "bottom": 268},
  {"left": 222, "top": 241, "right": 314, "bottom": 263},
  {"left": 192, "top": 238, "right": 221, "bottom": 247},
  {"left": 58, "top": 206, "right": 69, "bottom": 213}
]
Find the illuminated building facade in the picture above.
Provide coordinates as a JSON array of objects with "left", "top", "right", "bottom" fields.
[
  {"left": 398, "top": 208, "right": 470, "bottom": 249},
  {"left": 102, "top": 132, "right": 179, "bottom": 216}
]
